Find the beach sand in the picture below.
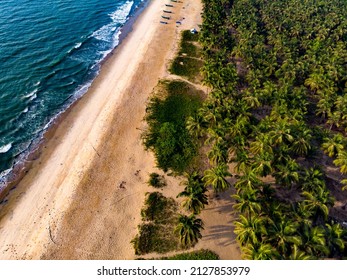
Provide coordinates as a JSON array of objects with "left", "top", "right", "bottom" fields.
[{"left": 0, "top": 0, "right": 241, "bottom": 260}]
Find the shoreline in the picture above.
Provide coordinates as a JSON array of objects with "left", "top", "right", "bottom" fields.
[
  {"left": 0, "top": 0, "right": 151, "bottom": 203},
  {"left": 0, "top": 0, "right": 196, "bottom": 259}
]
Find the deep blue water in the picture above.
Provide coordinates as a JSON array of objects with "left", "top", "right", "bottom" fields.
[{"left": 0, "top": 0, "right": 143, "bottom": 190}]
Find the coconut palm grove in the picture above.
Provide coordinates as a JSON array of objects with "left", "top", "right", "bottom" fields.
[
  {"left": 140, "top": 0, "right": 347, "bottom": 259},
  {"left": 198, "top": 0, "right": 347, "bottom": 259}
]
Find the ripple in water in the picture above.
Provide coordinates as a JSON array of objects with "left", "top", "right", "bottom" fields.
[{"left": 0, "top": 0, "right": 143, "bottom": 190}]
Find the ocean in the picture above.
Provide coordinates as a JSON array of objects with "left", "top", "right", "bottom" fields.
[{"left": 0, "top": 0, "right": 144, "bottom": 192}]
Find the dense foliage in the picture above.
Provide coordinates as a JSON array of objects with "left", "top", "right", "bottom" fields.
[
  {"left": 198, "top": 0, "right": 347, "bottom": 259},
  {"left": 142, "top": 80, "right": 202, "bottom": 173}
]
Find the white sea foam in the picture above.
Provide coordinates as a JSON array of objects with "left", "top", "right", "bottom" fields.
[
  {"left": 41, "top": 81, "right": 93, "bottom": 132},
  {"left": 0, "top": 143, "right": 12, "bottom": 154},
  {"left": 23, "top": 89, "right": 38, "bottom": 99},
  {"left": 74, "top": 81, "right": 93, "bottom": 99},
  {"left": 68, "top": 42, "right": 83, "bottom": 53},
  {"left": 43, "top": 117, "right": 54, "bottom": 130},
  {"left": 0, "top": 168, "right": 12, "bottom": 179},
  {"left": 109, "top": 1, "right": 133, "bottom": 22},
  {"left": 29, "top": 93, "right": 37, "bottom": 101},
  {"left": 91, "top": 1, "right": 133, "bottom": 42}
]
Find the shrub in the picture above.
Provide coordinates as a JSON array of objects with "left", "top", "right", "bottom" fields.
[
  {"left": 148, "top": 173, "right": 166, "bottom": 188},
  {"left": 142, "top": 81, "right": 202, "bottom": 173}
]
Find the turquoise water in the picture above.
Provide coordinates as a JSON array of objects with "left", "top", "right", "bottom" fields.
[{"left": 0, "top": 0, "right": 143, "bottom": 190}]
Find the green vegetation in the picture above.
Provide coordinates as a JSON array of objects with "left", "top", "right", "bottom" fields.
[
  {"left": 182, "top": 30, "right": 199, "bottom": 42},
  {"left": 160, "top": 249, "right": 219, "bottom": 260},
  {"left": 141, "top": 192, "right": 177, "bottom": 224},
  {"left": 177, "top": 171, "right": 208, "bottom": 214},
  {"left": 175, "top": 214, "right": 204, "bottom": 248},
  {"left": 134, "top": 31, "right": 210, "bottom": 259},
  {"left": 142, "top": 80, "right": 203, "bottom": 173},
  {"left": 133, "top": 191, "right": 206, "bottom": 255},
  {"left": 197, "top": 0, "right": 347, "bottom": 259},
  {"left": 179, "top": 30, "right": 200, "bottom": 57},
  {"left": 170, "top": 57, "right": 203, "bottom": 81},
  {"left": 170, "top": 30, "right": 203, "bottom": 82},
  {"left": 179, "top": 41, "right": 199, "bottom": 58},
  {"left": 147, "top": 173, "right": 166, "bottom": 188},
  {"left": 132, "top": 192, "right": 178, "bottom": 255},
  {"left": 154, "top": 250, "right": 220, "bottom": 260}
]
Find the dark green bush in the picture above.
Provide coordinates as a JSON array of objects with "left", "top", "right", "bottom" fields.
[
  {"left": 182, "top": 30, "right": 199, "bottom": 42},
  {"left": 143, "top": 81, "right": 202, "bottom": 173},
  {"left": 148, "top": 173, "right": 166, "bottom": 188}
]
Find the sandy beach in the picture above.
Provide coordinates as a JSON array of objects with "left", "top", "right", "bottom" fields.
[{"left": 0, "top": 0, "right": 240, "bottom": 260}]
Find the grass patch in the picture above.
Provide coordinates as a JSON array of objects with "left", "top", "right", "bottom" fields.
[
  {"left": 136, "top": 249, "right": 220, "bottom": 260},
  {"left": 147, "top": 173, "right": 166, "bottom": 188},
  {"left": 179, "top": 41, "right": 200, "bottom": 57},
  {"left": 141, "top": 192, "right": 177, "bottom": 223},
  {"left": 159, "top": 249, "right": 220, "bottom": 260},
  {"left": 132, "top": 192, "right": 179, "bottom": 255},
  {"left": 132, "top": 223, "right": 178, "bottom": 255},
  {"left": 182, "top": 30, "right": 199, "bottom": 42},
  {"left": 170, "top": 57, "right": 203, "bottom": 82},
  {"left": 143, "top": 80, "right": 203, "bottom": 173},
  {"left": 170, "top": 30, "right": 203, "bottom": 82}
]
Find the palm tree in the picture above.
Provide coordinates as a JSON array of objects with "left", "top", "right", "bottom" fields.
[
  {"left": 242, "top": 242, "right": 277, "bottom": 260},
  {"left": 274, "top": 159, "right": 299, "bottom": 187},
  {"left": 249, "top": 135, "right": 273, "bottom": 156},
  {"left": 232, "top": 149, "right": 250, "bottom": 174},
  {"left": 333, "top": 150, "right": 347, "bottom": 174},
  {"left": 243, "top": 91, "right": 261, "bottom": 108},
  {"left": 322, "top": 134, "right": 345, "bottom": 158},
  {"left": 203, "top": 163, "right": 232, "bottom": 192},
  {"left": 186, "top": 111, "right": 208, "bottom": 138},
  {"left": 228, "top": 115, "right": 250, "bottom": 138},
  {"left": 327, "top": 111, "right": 342, "bottom": 131},
  {"left": 291, "top": 202, "right": 314, "bottom": 227},
  {"left": 341, "top": 178, "right": 347, "bottom": 191},
  {"left": 175, "top": 214, "right": 204, "bottom": 248},
  {"left": 290, "top": 128, "right": 312, "bottom": 156},
  {"left": 234, "top": 214, "right": 267, "bottom": 246},
  {"left": 304, "top": 72, "right": 324, "bottom": 92},
  {"left": 234, "top": 167, "right": 262, "bottom": 191},
  {"left": 232, "top": 188, "right": 262, "bottom": 218},
  {"left": 334, "top": 95, "right": 347, "bottom": 129},
  {"left": 316, "top": 96, "right": 334, "bottom": 119},
  {"left": 268, "top": 119, "right": 294, "bottom": 146},
  {"left": 267, "top": 219, "right": 302, "bottom": 255},
  {"left": 302, "top": 187, "right": 334, "bottom": 222},
  {"left": 251, "top": 152, "right": 273, "bottom": 177},
  {"left": 177, "top": 172, "right": 208, "bottom": 214},
  {"left": 300, "top": 225, "right": 329, "bottom": 257},
  {"left": 288, "top": 244, "right": 313, "bottom": 260},
  {"left": 325, "top": 222, "right": 346, "bottom": 256},
  {"left": 300, "top": 167, "right": 326, "bottom": 192},
  {"left": 207, "top": 141, "right": 228, "bottom": 165}
]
